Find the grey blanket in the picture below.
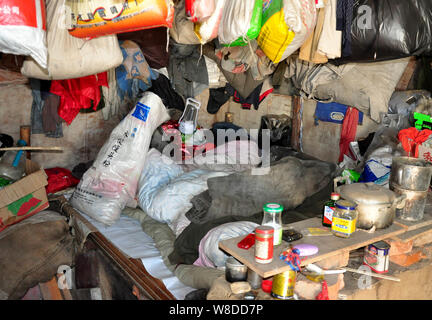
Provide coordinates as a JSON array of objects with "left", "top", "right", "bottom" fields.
[{"left": 192, "top": 156, "right": 337, "bottom": 224}]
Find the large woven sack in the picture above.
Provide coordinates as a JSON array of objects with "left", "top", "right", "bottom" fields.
[
  {"left": 257, "top": 0, "right": 316, "bottom": 63},
  {"left": 0, "top": 210, "right": 74, "bottom": 300},
  {"left": 21, "top": 0, "right": 123, "bottom": 80},
  {"left": 0, "top": 0, "right": 48, "bottom": 69},
  {"left": 66, "top": 0, "right": 174, "bottom": 39},
  {"left": 218, "top": 0, "right": 262, "bottom": 47}
]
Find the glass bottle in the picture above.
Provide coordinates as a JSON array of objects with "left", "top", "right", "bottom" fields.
[
  {"left": 0, "top": 139, "right": 27, "bottom": 183},
  {"left": 262, "top": 203, "right": 284, "bottom": 246},
  {"left": 179, "top": 98, "right": 201, "bottom": 136},
  {"left": 331, "top": 200, "right": 358, "bottom": 238},
  {"left": 322, "top": 192, "right": 340, "bottom": 227}
]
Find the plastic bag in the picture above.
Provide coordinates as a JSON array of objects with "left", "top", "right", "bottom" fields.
[
  {"left": 21, "top": 0, "right": 123, "bottom": 80},
  {"left": 0, "top": 0, "right": 47, "bottom": 69},
  {"left": 197, "top": 221, "right": 259, "bottom": 268},
  {"left": 218, "top": 0, "right": 262, "bottom": 47},
  {"left": 257, "top": 0, "right": 316, "bottom": 63},
  {"left": 70, "top": 92, "right": 170, "bottom": 226},
  {"left": 337, "top": 0, "right": 432, "bottom": 63},
  {"left": 185, "top": 0, "right": 215, "bottom": 23},
  {"left": 66, "top": 0, "right": 174, "bottom": 39},
  {"left": 194, "top": 0, "right": 226, "bottom": 44},
  {"left": 45, "top": 167, "right": 80, "bottom": 194}
]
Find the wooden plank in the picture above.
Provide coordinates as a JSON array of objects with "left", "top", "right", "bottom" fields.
[
  {"left": 392, "top": 223, "right": 432, "bottom": 243},
  {"left": 291, "top": 95, "right": 302, "bottom": 151},
  {"left": 39, "top": 277, "right": 64, "bottom": 300},
  {"left": 219, "top": 218, "right": 406, "bottom": 278},
  {"left": 395, "top": 56, "right": 417, "bottom": 91}
]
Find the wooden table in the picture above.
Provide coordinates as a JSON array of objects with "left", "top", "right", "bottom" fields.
[{"left": 219, "top": 217, "right": 406, "bottom": 278}]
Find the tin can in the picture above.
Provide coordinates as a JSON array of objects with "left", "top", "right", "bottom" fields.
[
  {"left": 363, "top": 241, "right": 390, "bottom": 273},
  {"left": 271, "top": 270, "right": 296, "bottom": 300},
  {"left": 254, "top": 226, "right": 274, "bottom": 264}
]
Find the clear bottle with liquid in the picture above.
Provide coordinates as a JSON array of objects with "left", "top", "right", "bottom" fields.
[{"left": 262, "top": 203, "right": 284, "bottom": 246}]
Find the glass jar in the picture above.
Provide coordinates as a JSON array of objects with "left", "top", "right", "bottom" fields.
[
  {"left": 331, "top": 200, "right": 358, "bottom": 238},
  {"left": 262, "top": 203, "right": 284, "bottom": 246}
]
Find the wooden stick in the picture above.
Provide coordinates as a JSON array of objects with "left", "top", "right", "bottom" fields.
[
  {"left": 341, "top": 267, "right": 400, "bottom": 282},
  {"left": 0, "top": 146, "right": 63, "bottom": 151}
]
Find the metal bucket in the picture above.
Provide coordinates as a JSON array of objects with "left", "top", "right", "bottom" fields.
[
  {"left": 390, "top": 183, "right": 429, "bottom": 221},
  {"left": 390, "top": 157, "right": 432, "bottom": 192}
]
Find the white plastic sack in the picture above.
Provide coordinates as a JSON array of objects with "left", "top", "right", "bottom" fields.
[
  {"left": 137, "top": 150, "right": 229, "bottom": 234},
  {"left": 21, "top": 0, "right": 123, "bottom": 80},
  {"left": 194, "top": 0, "right": 226, "bottom": 44},
  {"left": 188, "top": 0, "right": 215, "bottom": 22},
  {"left": 0, "top": 1, "right": 47, "bottom": 69},
  {"left": 70, "top": 92, "right": 170, "bottom": 226},
  {"left": 198, "top": 221, "right": 259, "bottom": 267},
  {"left": 218, "top": 0, "right": 255, "bottom": 44}
]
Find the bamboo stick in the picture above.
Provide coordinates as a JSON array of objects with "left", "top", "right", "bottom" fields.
[
  {"left": 341, "top": 267, "right": 400, "bottom": 282},
  {"left": 0, "top": 146, "right": 63, "bottom": 151}
]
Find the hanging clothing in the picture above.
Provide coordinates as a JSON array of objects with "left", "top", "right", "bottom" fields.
[
  {"left": 30, "top": 78, "right": 63, "bottom": 138},
  {"left": 50, "top": 72, "right": 108, "bottom": 125},
  {"left": 338, "top": 106, "right": 359, "bottom": 162},
  {"left": 336, "top": 0, "right": 354, "bottom": 57},
  {"left": 116, "top": 40, "right": 156, "bottom": 102}
]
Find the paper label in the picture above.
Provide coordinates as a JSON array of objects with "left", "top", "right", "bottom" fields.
[
  {"left": 332, "top": 217, "right": 357, "bottom": 235},
  {"left": 323, "top": 206, "right": 334, "bottom": 224}
]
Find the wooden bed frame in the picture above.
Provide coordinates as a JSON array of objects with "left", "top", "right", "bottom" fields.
[{"left": 50, "top": 196, "right": 176, "bottom": 300}]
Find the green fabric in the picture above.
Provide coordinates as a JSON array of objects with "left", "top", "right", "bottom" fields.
[{"left": 222, "top": 0, "right": 263, "bottom": 47}]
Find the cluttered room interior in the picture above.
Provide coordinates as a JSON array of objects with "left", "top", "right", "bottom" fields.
[{"left": 1, "top": 0, "right": 432, "bottom": 301}]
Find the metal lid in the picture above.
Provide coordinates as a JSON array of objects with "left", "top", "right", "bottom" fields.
[
  {"left": 263, "top": 203, "right": 284, "bottom": 213},
  {"left": 330, "top": 193, "right": 340, "bottom": 200},
  {"left": 255, "top": 226, "right": 274, "bottom": 235},
  {"left": 338, "top": 182, "right": 397, "bottom": 205},
  {"left": 335, "top": 200, "right": 357, "bottom": 210}
]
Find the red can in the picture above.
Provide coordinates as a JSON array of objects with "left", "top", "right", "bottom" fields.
[{"left": 255, "top": 226, "right": 274, "bottom": 264}]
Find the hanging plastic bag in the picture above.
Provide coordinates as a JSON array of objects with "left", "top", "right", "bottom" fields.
[
  {"left": 66, "top": 0, "right": 174, "bottom": 39},
  {"left": 257, "top": 0, "right": 316, "bottom": 63},
  {"left": 21, "top": 0, "right": 123, "bottom": 80},
  {"left": 185, "top": 0, "right": 215, "bottom": 23},
  {"left": 70, "top": 92, "right": 170, "bottom": 226},
  {"left": 0, "top": 0, "right": 47, "bottom": 69},
  {"left": 219, "top": 0, "right": 262, "bottom": 47},
  {"left": 194, "top": 0, "right": 226, "bottom": 44}
]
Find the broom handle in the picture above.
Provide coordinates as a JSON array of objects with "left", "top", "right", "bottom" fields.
[{"left": 0, "top": 146, "right": 63, "bottom": 151}]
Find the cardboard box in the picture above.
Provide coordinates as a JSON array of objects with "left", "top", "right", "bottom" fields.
[{"left": 0, "top": 160, "right": 49, "bottom": 232}]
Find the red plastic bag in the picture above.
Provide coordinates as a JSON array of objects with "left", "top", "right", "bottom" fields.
[
  {"left": 45, "top": 167, "right": 80, "bottom": 194},
  {"left": 185, "top": 0, "right": 215, "bottom": 22},
  {"left": 0, "top": 0, "right": 47, "bottom": 68},
  {"left": 50, "top": 72, "right": 108, "bottom": 125},
  {"left": 398, "top": 127, "right": 432, "bottom": 157}
]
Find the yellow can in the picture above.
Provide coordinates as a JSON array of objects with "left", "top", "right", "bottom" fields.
[{"left": 271, "top": 270, "right": 296, "bottom": 300}]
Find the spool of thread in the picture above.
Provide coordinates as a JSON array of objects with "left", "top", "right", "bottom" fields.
[{"left": 225, "top": 112, "right": 234, "bottom": 123}]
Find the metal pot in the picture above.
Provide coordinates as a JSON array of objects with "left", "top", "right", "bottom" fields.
[
  {"left": 335, "top": 181, "right": 406, "bottom": 231},
  {"left": 390, "top": 157, "right": 432, "bottom": 192}
]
